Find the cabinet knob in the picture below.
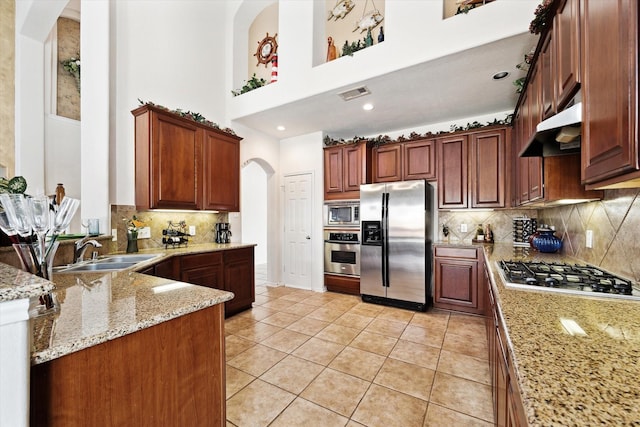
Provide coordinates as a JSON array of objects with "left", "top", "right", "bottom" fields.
[{"left": 306, "top": 235, "right": 311, "bottom": 240}]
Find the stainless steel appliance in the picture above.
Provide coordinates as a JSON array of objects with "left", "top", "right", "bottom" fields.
[
  {"left": 215, "top": 223, "right": 232, "bottom": 243},
  {"left": 497, "top": 260, "right": 639, "bottom": 300},
  {"left": 360, "top": 180, "right": 433, "bottom": 311},
  {"left": 324, "top": 230, "right": 360, "bottom": 277},
  {"left": 323, "top": 201, "right": 360, "bottom": 227}
]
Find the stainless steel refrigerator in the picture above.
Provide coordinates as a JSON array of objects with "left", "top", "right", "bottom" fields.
[{"left": 360, "top": 180, "right": 433, "bottom": 311}]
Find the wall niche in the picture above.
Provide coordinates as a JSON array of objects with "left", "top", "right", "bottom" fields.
[{"left": 56, "top": 17, "right": 80, "bottom": 121}]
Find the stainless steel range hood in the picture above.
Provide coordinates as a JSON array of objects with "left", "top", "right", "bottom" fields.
[{"left": 519, "top": 102, "right": 582, "bottom": 157}]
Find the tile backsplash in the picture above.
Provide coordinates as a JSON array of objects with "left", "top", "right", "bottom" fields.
[
  {"left": 438, "top": 209, "right": 535, "bottom": 244},
  {"left": 539, "top": 189, "right": 640, "bottom": 284},
  {"left": 110, "top": 205, "right": 227, "bottom": 253},
  {"left": 438, "top": 189, "right": 640, "bottom": 284}
]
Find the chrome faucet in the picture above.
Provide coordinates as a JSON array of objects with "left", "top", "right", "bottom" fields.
[{"left": 74, "top": 236, "right": 102, "bottom": 263}]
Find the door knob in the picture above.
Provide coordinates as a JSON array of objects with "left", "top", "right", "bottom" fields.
[{"left": 306, "top": 235, "right": 311, "bottom": 239}]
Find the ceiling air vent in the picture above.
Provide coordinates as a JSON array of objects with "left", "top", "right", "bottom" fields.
[{"left": 338, "top": 86, "right": 371, "bottom": 101}]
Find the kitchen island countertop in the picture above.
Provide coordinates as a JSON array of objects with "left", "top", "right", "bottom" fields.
[
  {"left": 484, "top": 243, "right": 640, "bottom": 426},
  {"left": 0, "top": 243, "right": 255, "bottom": 365}
]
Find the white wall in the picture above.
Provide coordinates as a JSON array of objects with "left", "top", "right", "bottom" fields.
[
  {"left": 241, "top": 161, "right": 268, "bottom": 264},
  {"left": 228, "top": 0, "right": 539, "bottom": 120},
  {"left": 111, "top": 0, "right": 228, "bottom": 206}
]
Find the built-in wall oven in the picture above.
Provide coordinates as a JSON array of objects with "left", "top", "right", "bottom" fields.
[{"left": 324, "top": 230, "right": 360, "bottom": 277}]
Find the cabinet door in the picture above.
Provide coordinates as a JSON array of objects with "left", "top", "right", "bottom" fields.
[
  {"left": 496, "top": 326, "right": 509, "bottom": 427},
  {"left": 434, "top": 257, "right": 478, "bottom": 312},
  {"left": 470, "top": 130, "right": 505, "bottom": 208},
  {"left": 582, "top": 0, "right": 639, "bottom": 184},
  {"left": 150, "top": 112, "right": 201, "bottom": 210},
  {"left": 324, "top": 146, "right": 344, "bottom": 197},
  {"left": 180, "top": 253, "right": 224, "bottom": 289},
  {"left": 154, "top": 258, "right": 178, "bottom": 280},
  {"left": 527, "top": 63, "right": 544, "bottom": 202},
  {"left": 373, "top": 144, "right": 402, "bottom": 182},
  {"left": 203, "top": 130, "right": 240, "bottom": 211},
  {"left": 437, "top": 135, "right": 468, "bottom": 209},
  {"left": 540, "top": 31, "right": 556, "bottom": 119},
  {"left": 555, "top": 0, "right": 581, "bottom": 109},
  {"left": 223, "top": 248, "right": 255, "bottom": 316},
  {"left": 343, "top": 144, "right": 365, "bottom": 193},
  {"left": 403, "top": 139, "right": 436, "bottom": 180}
]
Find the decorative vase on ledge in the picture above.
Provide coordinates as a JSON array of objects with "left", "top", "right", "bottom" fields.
[{"left": 126, "top": 230, "right": 139, "bottom": 253}]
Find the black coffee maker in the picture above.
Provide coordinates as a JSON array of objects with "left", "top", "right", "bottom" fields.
[{"left": 215, "top": 223, "right": 231, "bottom": 243}]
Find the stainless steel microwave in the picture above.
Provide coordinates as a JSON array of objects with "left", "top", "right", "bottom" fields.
[{"left": 324, "top": 201, "right": 360, "bottom": 227}]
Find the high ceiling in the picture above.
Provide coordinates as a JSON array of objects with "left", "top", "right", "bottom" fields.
[{"left": 232, "top": 32, "right": 539, "bottom": 140}]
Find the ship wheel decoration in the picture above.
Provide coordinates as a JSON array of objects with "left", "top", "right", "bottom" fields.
[
  {"left": 254, "top": 32, "right": 278, "bottom": 67},
  {"left": 353, "top": 0, "right": 384, "bottom": 33}
]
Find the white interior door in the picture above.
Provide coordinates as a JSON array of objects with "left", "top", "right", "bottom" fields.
[{"left": 283, "top": 173, "right": 313, "bottom": 289}]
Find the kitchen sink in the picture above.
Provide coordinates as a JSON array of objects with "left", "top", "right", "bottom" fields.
[
  {"left": 63, "top": 262, "right": 140, "bottom": 272},
  {"left": 95, "top": 254, "right": 159, "bottom": 263},
  {"left": 54, "top": 254, "right": 161, "bottom": 274}
]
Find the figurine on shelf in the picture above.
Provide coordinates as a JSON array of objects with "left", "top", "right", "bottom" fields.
[{"left": 327, "top": 36, "right": 338, "bottom": 62}]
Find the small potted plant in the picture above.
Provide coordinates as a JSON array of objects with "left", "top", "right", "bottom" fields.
[{"left": 123, "top": 215, "right": 147, "bottom": 253}]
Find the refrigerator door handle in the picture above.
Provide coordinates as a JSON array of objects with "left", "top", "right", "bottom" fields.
[
  {"left": 383, "top": 192, "right": 390, "bottom": 287},
  {"left": 381, "top": 193, "right": 387, "bottom": 287}
]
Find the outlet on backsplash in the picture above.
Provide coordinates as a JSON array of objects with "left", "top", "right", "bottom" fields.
[{"left": 460, "top": 224, "right": 467, "bottom": 233}]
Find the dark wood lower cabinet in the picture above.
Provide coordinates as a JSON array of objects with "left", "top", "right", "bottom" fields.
[
  {"left": 487, "top": 263, "right": 527, "bottom": 426},
  {"left": 223, "top": 247, "right": 255, "bottom": 316},
  {"left": 324, "top": 274, "right": 360, "bottom": 295},
  {"left": 143, "top": 248, "right": 255, "bottom": 318},
  {"left": 433, "top": 246, "right": 485, "bottom": 315},
  {"left": 31, "top": 304, "right": 226, "bottom": 427}
]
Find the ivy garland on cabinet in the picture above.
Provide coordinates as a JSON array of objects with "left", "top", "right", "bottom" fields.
[
  {"left": 323, "top": 114, "right": 513, "bottom": 147},
  {"left": 136, "top": 99, "right": 237, "bottom": 135}
]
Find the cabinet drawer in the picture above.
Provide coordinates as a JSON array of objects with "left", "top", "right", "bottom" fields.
[
  {"left": 181, "top": 252, "right": 223, "bottom": 269},
  {"left": 223, "top": 247, "right": 254, "bottom": 263},
  {"left": 434, "top": 246, "right": 478, "bottom": 260}
]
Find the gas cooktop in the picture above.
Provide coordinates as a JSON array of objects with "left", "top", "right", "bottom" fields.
[{"left": 497, "top": 260, "right": 640, "bottom": 300}]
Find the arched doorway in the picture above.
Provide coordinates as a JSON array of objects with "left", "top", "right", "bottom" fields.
[{"left": 241, "top": 158, "right": 276, "bottom": 287}]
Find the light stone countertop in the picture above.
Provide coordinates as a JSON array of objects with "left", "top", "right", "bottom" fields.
[
  {"left": 0, "top": 263, "right": 54, "bottom": 302},
  {"left": 481, "top": 243, "right": 640, "bottom": 426},
  {"left": 0, "top": 243, "right": 256, "bottom": 365}
]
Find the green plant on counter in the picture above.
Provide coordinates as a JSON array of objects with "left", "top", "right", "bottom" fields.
[{"left": 231, "top": 74, "right": 267, "bottom": 96}]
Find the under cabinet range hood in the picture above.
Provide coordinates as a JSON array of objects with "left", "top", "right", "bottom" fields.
[{"left": 520, "top": 102, "right": 582, "bottom": 157}]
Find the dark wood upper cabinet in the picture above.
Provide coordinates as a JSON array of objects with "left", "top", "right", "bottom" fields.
[
  {"left": 469, "top": 130, "right": 506, "bottom": 208},
  {"left": 540, "top": 31, "right": 556, "bottom": 119},
  {"left": 582, "top": 0, "right": 640, "bottom": 187},
  {"left": 372, "top": 144, "right": 403, "bottom": 182},
  {"left": 437, "top": 134, "right": 468, "bottom": 209},
  {"left": 324, "top": 142, "right": 371, "bottom": 200},
  {"left": 132, "top": 105, "right": 242, "bottom": 211},
  {"left": 555, "top": 0, "right": 581, "bottom": 110},
  {"left": 438, "top": 128, "right": 507, "bottom": 209},
  {"left": 403, "top": 139, "right": 437, "bottom": 181},
  {"left": 203, "top": 130, "right": 240, "bottom": 211},
  {"left": 372, "top": 138, "right": 436, "bottom": 183}
]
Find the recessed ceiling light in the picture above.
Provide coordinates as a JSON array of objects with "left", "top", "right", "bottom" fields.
[
  {"left": 362, "top": 103, "right": 374, "bottom": 111},
  {"left": 492, "top": 71, "right": 509, "bottom": 80},
  {"left": 276, "top": 125, "right": 286, "bottom": 131}
]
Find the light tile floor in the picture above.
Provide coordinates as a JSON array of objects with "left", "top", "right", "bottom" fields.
[{"left": 225, "top": 265, "right": 493, "bottom": 427}]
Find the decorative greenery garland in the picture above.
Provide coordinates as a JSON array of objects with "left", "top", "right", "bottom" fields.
[
  {"left": 529, "top": 0, "right": 555, "bottom": 35},
  {"left": 137, "top": 99, "right": 236, "bottom": 136},
  {"left": 231, "top": 74, "right": 267, "bottom": 97},
  {"left": 323, "top": 115, "right": 513, "bottom": 147}
]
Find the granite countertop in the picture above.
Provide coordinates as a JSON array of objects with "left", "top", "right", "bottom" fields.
[
  {"left": 0, "top": 243, "right": 255, "bottom": 365},
  {"left": 0, "top": 263, "right": 54, "bottom": 302},
  {"left": 483, "top": 243, "right": 640, "bottom": 426}
]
